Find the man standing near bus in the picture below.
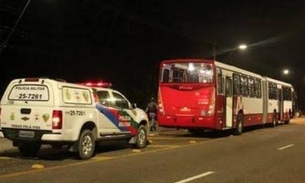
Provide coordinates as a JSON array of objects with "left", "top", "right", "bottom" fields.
[{"left": 145, "top": 97, "right": 158, "bottom": 132}]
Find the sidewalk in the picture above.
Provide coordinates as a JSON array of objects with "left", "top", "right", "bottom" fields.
[
  {"left": 291, "top": 116, "right": 305, "bottom": 124},
  {"left": 0, "top": 137, "right": 13, "bottom": 153}
]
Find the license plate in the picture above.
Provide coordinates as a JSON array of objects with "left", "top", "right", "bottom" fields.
[{"left": 19, "top": 130, "right": 35, "bottom": 138}]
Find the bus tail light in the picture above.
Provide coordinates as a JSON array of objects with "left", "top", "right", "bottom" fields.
[
  {"left": 207, "top": 88, "right": 216, "bottom": 116},
  {"left": 200, "top": 88, "right": 215, "bottom": 117},
  {"left": 52, "top": 110, "right": 63, "bottom": 129},
  {"left": 207, "top": 99, "right": 215, "bottom": 116},
  {"left": 158, "top": 88, "right": 165, "bottom": 115}
]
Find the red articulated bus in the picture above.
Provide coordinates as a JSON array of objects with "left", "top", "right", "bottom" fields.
[{"left": 157, "top": 59, "right": 296, "bottom": 135}]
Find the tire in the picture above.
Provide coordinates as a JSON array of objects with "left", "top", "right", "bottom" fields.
[
  {"left": 134, "top": 125, "right": 148, "bottom": 149},
  {"left": 233, "top": 114, "right": 243, "bottom": 136},
  {"left": 18, "top": 142, "right": 41, "bottom": 157},
  {"left": 77, "top": 129, "right": 95, "bottom": 160}
]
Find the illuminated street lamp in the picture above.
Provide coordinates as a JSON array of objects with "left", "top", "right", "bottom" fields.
[
  {"left": 283, "top": 69, "right": 289, "bottom": 75},
  {"left": 209, "top": 43, "right": 247, "bottom": 63},
  {"left": 229, "top": 44, "right": 247, "bottom": 65},
  {"left": 230, "top": 44, "right": 247, "bottom": 56},
  {"left": 238, "top": 44, "right": 247, "bottom": 50}
]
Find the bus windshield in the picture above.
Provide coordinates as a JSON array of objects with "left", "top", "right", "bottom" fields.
[{"left": 160, "top": 62, "right": 214, "bottom": 83}]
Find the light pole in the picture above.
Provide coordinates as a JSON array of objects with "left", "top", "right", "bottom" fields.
[
  {"left": 0, "top": 0, "right": 32, "bottom": 56},
  {"left": 0, "top": 0, "right": 31, "bottom": 97}
]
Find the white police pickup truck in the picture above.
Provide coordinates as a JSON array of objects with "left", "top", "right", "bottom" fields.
[{"left": 0, "top": 78, "right": 149, "bottom": 159}]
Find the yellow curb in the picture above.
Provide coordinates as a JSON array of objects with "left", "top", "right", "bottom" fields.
[
  {"left": 189, "top": 140, "right": 197, "bottom": 144},
  {"left": 31, "top": 164, "right": 45, "bottom": 169},
  {"left": 132, "top": 149, "right": 142, "bottom": 153}
]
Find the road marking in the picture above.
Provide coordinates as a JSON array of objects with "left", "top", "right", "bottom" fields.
[
  {"left": 0, "top": 138, "right": 212, "bottom": 180},
  {"left": 278, "top": 144, "right": 294, "bottom": 150},
  {"left": 174, "top": 171, "right": 215, "bottom": 183},
  {"left": 91, "top": 156, "right": 115, "bottom": 160},
  {"left": 149, "top": 145, "right": 182, "bottom": 148},
  {"left": 132, "top": 149, "right": 142, "bottom": 153},
  {"left": 151, "top": 137, "right": 204, "bottom": 140}
]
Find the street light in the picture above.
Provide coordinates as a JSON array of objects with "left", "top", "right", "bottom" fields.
[
  {"left": 229, "top": 44, "right": 248, "bottom": 56},
  {"left": 228, "top": 44, "right": 247, "bottom": 65},
  {"left": 209, "top": 43, "right": 247, "bottom": 60},
  {"left": 283, "top": 69, "right": 289, "bottom": 75},
  {"left": 238, "top": 44, "right": 247, "bottom": 50}
]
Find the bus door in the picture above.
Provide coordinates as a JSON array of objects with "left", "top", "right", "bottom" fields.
[
  {"left": 278, "top": 88, "right": 283, "bottom": 121},
  {"left": 225, "top": 76, "right": 233, "bottom": 128}
]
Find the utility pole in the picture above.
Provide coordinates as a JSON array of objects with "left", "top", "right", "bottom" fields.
[
  {"left": 0, "top": 0, "right": 31, "bottom": 97},
  {"left": 0, "top": 0, "right": 32, "bottom": 57}
]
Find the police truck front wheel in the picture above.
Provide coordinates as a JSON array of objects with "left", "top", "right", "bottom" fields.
[
  {"left": 77, "top": 129, "right": 95, "bottom": 160},
  {"left": 134, "top": 125, "right": 147, "bottom": 149},
  {"left": 18, "top": 142, "right": 41, "bottom": 157}
]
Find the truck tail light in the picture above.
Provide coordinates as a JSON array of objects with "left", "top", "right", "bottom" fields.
[{"left": 52, "top": 110, "right": 63, "bottom": 129}]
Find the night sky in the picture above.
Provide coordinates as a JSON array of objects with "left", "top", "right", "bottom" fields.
[{"left": 1, "top": 0, "right": 305, "bottom": 109}]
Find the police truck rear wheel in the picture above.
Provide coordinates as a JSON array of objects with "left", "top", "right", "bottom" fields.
[{"left": 77, "top": 129, "right": 95, "bottom": 160}]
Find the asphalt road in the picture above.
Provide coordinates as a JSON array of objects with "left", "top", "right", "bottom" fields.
[{"left": 0, "top": 117, "right": 305, "bottom": 183}]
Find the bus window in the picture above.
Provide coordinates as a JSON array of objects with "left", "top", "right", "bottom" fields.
[
  {"left": 255, "top": 78, "right": 262, "bottom": 98},
  {"left": 162, "top": 69, "right": 169, "bottom": 83},
  {"left": 248, "top": 77, "right": 255, "bottom": 98},
  {"left": 233, "top": 74, "right": 241, "bottom": 95},
  {"left": 172, "top": 69, "right": 182, "bottom": 82},
  {"left": 217, "top": 68, "right": 223, "bottom": 94},
  {"left": 160, "top": 62, "right": 214, "bottom": 83},
  {"left": 225, "top": 77, "right": 233, "bottom": 97},
  {"left": 283, "top": 86, "right": 292, "bottom": 101},
  {"left": 268, "top": 82, "right": 277, "bottom": 100},
  {"left": 241, "top": 75, "right": 248, "bottom": 96}
]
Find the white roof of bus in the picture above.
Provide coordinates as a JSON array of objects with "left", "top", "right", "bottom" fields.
[
  {"left": 161, "top": 60, "right": 293, "bottom": 88},
  {"left": 215, "top": 61, "right": 263, "bottom": 79},
  {"left": 215, "top": 61, "right": 293, "bottom": 88},
  {"left": 263, "top": 76, "right": 293, "bottom": 87}
]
